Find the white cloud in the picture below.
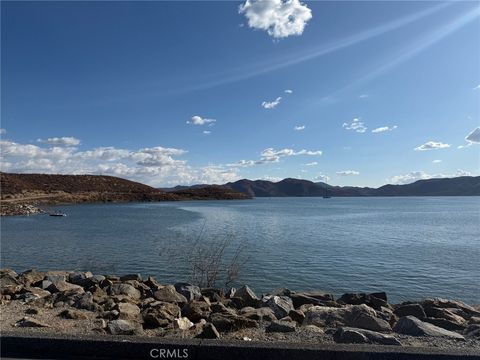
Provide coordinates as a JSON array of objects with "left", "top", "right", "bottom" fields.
[
  {"left": 259, "top": 175, "right": 282, "bottom": 182},
  {"left": 304, "top": 161, "right": 317, "bottom": 166},
  {"left": 414, "top": 141, "right": 451, "bottom": 151},
  {"left": 358, "top": 94, "right": 369, "bottom": 99},
  {"left": 0, "top": 128, "right": 6, "bottom": 135},
  {"left": 372, "top": 125, "right": 397, "bottom": 133},
  {"left": 314, "top": 174, "right": 330, "bottom": 182},
  {"left": 284, "top": 89, "right": 293, "bottom": 94},
  {"left": 388, "top": 169, "right": 472, "bottom": 185},
  {"left": 261, "top": 96, "right": 282, "bottom": 109},
  {"left": 432, "top": 159, "right": 442, "bottom": 163},
  {"left": 0, "top": 137, "right": 242, "bottom": 186},
  {"left": 187, "top": 115, "right": 216, "bottom": 126},
  {"left": 203, "top": 130, "right": 211, "bottom": 135},
  {"left": 37, "top": 136, "right": 81, "bottom": 146},
  {"left": 239, "top": 0, "right": 312, "bottom": 39},
  {"left": 336, "top": 170, "right": 360, "bottom": 176},
  {"left": 342, "top": 118, "right": 367, "bottom": 133},
  {"left": 294, "top": 125, "right": 305, "bottom": 131},
  {"left": 473, "top": 85, "right": 480, "bottom": 90},
  {"left": 228, "top": 147, "right": 322, "bottom": 167}
]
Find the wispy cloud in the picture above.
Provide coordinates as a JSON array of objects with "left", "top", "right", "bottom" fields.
[
  {"left": 229, "top": 147, "right": 322, "bottom": 168},
  {"left": 372, "top": 125, "right": 397, "bottom": 133},
  {"left": 432, "top": 159, "right": 442, "bottom": 163},
  {"left": 284, "top": 89, "right": 293, "bottom": 94},
  {"left": 358, "top": 94, "right": 369, "bottom": 99},
  {"left": 343, "top": 118, "right": 367, "bottom": 133},
  {"left": 187, "top": 115, "right": 216, "bottom": 126},
  {"left": 0, "top": 128, "right": 6, "bottom": 135},
  {"left": 37, "top": 137, "right": 81, "bottom": 146},
  {"left": 239, "top": 0, "right": 312, "bottom": 39},
  {"left": 414, "top": 141, "right": 451, "bottom": 151},
  {"left": 261, "top": 97, "right": 282, "bottom": 109},
  {"left": 314, "top": 174, "right": 330, "bottom": 182},
  {"left": 473, "top": 84, "right": 480, "bottom": 90},
  {"left": 294, "top": 125, "right": 305, "bottom": 131},
  {"left": 304, "top": 162, "right": 317, "bottom": 166},
  {"left": 336, "top": 170, "right": 360, "bottom": 176},
  {"left": 202, "top": 130, "right": 211, "bottom": 135}
]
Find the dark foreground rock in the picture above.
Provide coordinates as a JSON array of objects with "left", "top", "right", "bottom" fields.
[{"left": 1, "top": 268, "right": 478, "bottom": 351}]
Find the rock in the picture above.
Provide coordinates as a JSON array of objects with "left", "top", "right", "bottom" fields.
[
  {"left": 107, "top": 283, "right": 141, "bottom": 300},
  {"left": 201, "top": 288, "right": 224, "bottom": 302},
  {"left": 46, "top": 281, "right": 84, "bottom": 294},
  {"left": 60, "top": 309, "right": 89, "bottom": 320},
  {"left": 289, "top": 309, "right": 305, "bottom": 324},
  {"left": 25, "top": 308, "right": 42, "bottom": 315},
  {"left": 303, "top": 306, "right": 348, "bottom": 327},
  {"left": 144, "top": 276, "right": 162, "bottom": 290},
  {"left": 39, "top": 280, "right": 53, "bottom": 290},
  {"left": 153, "top": 285, "right": 187, "bottom": 305},
  {"left": 234, "top": 285, "right": 259, "bottom": 307},
  {"left": 338, "top": 293, "right": 387, "bottom": 310},
  {"left": 174, "top": 283, "right": 202, "bottom": 302},
  {"left": 424, "top": 307, "right": 467, "bottom": 325},
  {"left": 196, "top": 323, "right": 220, "bottom": 339},
  {"left": 266, "top": 320, "right": 296, "bottom": 333},
  {"left": 303, "top": 325, "right": 324, "bottom": 334},
  {"left": 182, "top": 301, "right": 211, "bottom": 322},
  {"left": 209, "top": 313, "right": 258, "bottom": 332},
  {"left": 334, "top": 327, "right": 401, "bottom": 345},
  {"left": 120, "top": 274, "right": 142, "bottom": 282},
  {"left": 345, "top": 304, "right": 392, "bottom": 332},
  {"left": 115, "top": 302, "right": 141, "bottom": 320},
  {"left": 422, "top": 299, "right": 480, "bottom": 318},
  {"left": 15, "top": 316, "right": 50, "bottom": 328},
  {"left": 45, "top": 274, "right": 66, "bottom": 283},
  {"left": 107, "top": 319, "right": 143, "bottom": 335},
  {"left": 263, "top": 295, "right": 294, "bottom": 319},
  {"left": 394, "top": 303, "right": 426, "bottom": 319},
  {"left": 142, "top": 302, "right": 180, "bottom": 328},
  {"left": 210, "top": 302, "right": 236, "bottom": 316},
  {"left": 464, "top": 324, "right": 480, "bottom": 338},
  {"left": 73, "top": 292, "right": 96, "bottom": 311},
  {"left": 422, "top": 317, "right": 466, "bottom": 332},
  {"left": 173, "top": 317, "right": 194, "bottom": 331},
  {"left": 470, "top": 316, "right": 480, "bottom": 325},
  {"left": 18, "top": 269, "right": 45, "bottom": 286},
  {"left": 393, "top": 316, "right": 465, "bottom": 340},
  {"left": 289, "top": 292, "right": 334, "bottom": 308},
  {"left": 240, "top": 307, "right": 277, "bottom": 321},
  {"left": 0, "top": 272, "right": 23, "bottom": 295},
  {"left": 94, "top": 319, "right": 107, "bottom": 329},
  {"left": 225, "top": 288, "right": 236, "bottom": 299}
]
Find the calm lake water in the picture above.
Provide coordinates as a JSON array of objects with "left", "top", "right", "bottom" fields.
[{"left": 1, "top": 197, "right": 479, "bottom": 304}]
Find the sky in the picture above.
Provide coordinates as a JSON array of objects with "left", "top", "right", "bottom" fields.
[{"left": 1, "top": 0, "right": 479, "bottom": 187}]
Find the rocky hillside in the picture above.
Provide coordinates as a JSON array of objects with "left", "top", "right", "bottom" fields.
[
  {"left": 223, "top": 176, "right": 480, "bottom": 197},
  {"left": 0, "top": 173, "right": 250, "bottom": 215}
]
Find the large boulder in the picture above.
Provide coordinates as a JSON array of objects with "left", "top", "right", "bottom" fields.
[
  {"left": 262, "top": 295, "right": 294, "bottom": 319},
  {"left": 18, "top": 269, "right": 45, "bottom": 286},
  {"left": 195, "top": 323, "right": 220, "bottom": 339},
  {"left": 421, "top": 299, "right": 480, "bottom": 318},
  {"left": 344, "top": 304, "right": 392, "bottom": 332},
  {"left": 115, "top": 302, "right": 141, "bottom": 320},
  {"left": 173, "top": 317, "right": 194, "bottom": 331},
  {"left": 240, "top": 307, "right": 277, "bottom": 321},
  {"left": 153, "top": 285, "right": 187, "bottom": 305},
  {"left": 46, "top": 281, "right": 84, "bottom": 294},
  {"left": 107, "top": 319, "right": 143, "bottom": 335},
  {"left": 107, "top": 283, "right": 141, "bottom": 300},
  {"left": 393, "top": 316, "right": 465, "bottom": 340},
  {"left": 289, "top": 291, "right": 334, "bottom": 308},
  {"left": 209, "top": 313, "right": 258, "bottom": 332},
  {"left": 303, "top": 306, "right": 347, "bottom": 327},
  {"left": 423, "top": 307, "right": 467, "bottom": 326},
  {"left": 338, "top": 292, "right": 388, "bottom": 310},
  {"left": 142, "top": 302, "right": 180, "bottom": 328},
  {"left": 234, "top": 286, "right": 259, "bottom": 307},
  {"left": 0, "top": 272, "right": 23, "bottom": 295},
  {"left": 334, "top": 327, "right": 401, "bottom": 345},
  {"left": 174, "top": 283, "right": 202, "bottom": 302},
  {"left": 266, "top": 320, "right": 296, "bottom": 333},
  {"left": 14, "top": 316, "right": 50, "bottom": 328},
  {"left": 394, "top": 303, "right": 426, "bottom": 319},
  {"left": 182, "top": 301, "right": 211, "bottom": 323}
]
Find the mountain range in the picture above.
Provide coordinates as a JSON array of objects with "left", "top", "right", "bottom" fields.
[{"left": 162, "top": 176, "right": 480, "bottom": 197}]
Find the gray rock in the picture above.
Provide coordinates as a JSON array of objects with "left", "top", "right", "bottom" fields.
[
  {"left": 209, "top": 313, "right": 257, "bottom": 332},
  {"left": 73, "top": 292, "right": 96, "bottom": 311},
  {"left": 394, "top": 303, "right": 426, "bottom": 319},
  {"left": 424, "top": 307, "right": 467, "bottom": 325},
  {"left": 45, "top": 274, "right": 66, "bottom": 283},
  {"left": 263, "top": 295, "right": 294, "bottom": 319},
  {"left": 174, "top": 283, "right": 202, "bottom": 302},
  {"left": 334, "top": 327, "right": 401, "bottom": 345},
  {"left": 59, "top": 309, "right": 89, "bottom": 320},
  {"left": 234, "top": 285, "right": 259, "bottom": 307},
  {"left": 422, "top": 298, "right": 480, "bottom": 317},
  {"left": 18, "top": 269, "right": 45, "bottom": 286},
  {"left": 115, "top": 302, "right": 141, "bottom": 320},
  {"left": 303, "top": 306, "right": 347, "bottom": 327},
  {"left": 464, "top": 324, "right": 480, "bottom": 338},
  {"left": 393, "top": 316, "right": 465, "bottom": 340},
  {"left": 289, "top": 309, "right": 305, "bottom": 323},
  {"left": 196, "top": 323, "right": 220, "bottom": 339},
  {"left": 345, "top": 304, "right": 392, "bottom": 332},
  {"left": 289, "top": 292, "right": 334, "bottom": 308},
  {"left": 182, "top": 300, "right": 211, "bottom": 322},
  {"left": 240, "top": 307, "right": 277, "bottom": 321},
  {"left": 15, "top": 316, "right": 50, "bottom": 328},
  {"left": 107, "top": 319, "right": 143, "bottom": 335},
  {"left": 266, "top": 320, "right": 296, "bottom": 333},
  {"left": 423, "top": 317, "right": 466, "bottom": 332},
  {"left": 107, "top": 283, "right": 141, "bottom": 300},
  {"left": 46, "top": 281, "right": 84, "bottom": 294},
  {"left": 39, "top": 280, "right": 53, "bottom": 290},
  {"left": 153, "top": 285, "right": 187, "bottom": 304}
]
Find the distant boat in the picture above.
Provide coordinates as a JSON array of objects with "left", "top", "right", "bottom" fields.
[
  {"left": 49, "top": 212, "right": 67, "bottom": 217},
  {"left": 323, "top": 181, "right": 331, "bottom": 199}
]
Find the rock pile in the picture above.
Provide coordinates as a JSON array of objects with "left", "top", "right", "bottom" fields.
[{"left": 1, "top": 268, "right": 479, "bottom": 345}]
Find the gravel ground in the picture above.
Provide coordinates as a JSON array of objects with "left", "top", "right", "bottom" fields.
[{"left": 2, "top": 300, "right": 479, "bottom": 352}]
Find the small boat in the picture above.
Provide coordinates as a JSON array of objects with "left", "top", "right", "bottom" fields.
[{"left": 49, "top": 212, "right": 67, "bottom": 217}]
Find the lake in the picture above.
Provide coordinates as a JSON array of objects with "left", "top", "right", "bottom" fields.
[{"left": 1, "top": 197, "right": 479, "bottom": 304}]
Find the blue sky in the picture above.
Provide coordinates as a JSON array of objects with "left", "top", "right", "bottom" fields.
[{"left": 1, "top": 0, "right": 479, "bottom": 187}]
